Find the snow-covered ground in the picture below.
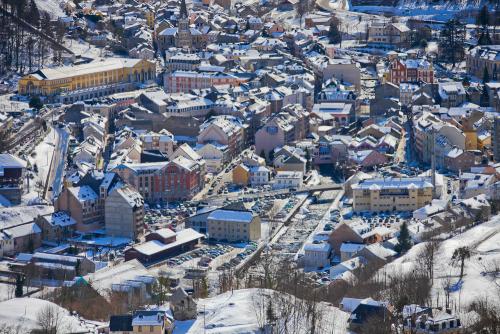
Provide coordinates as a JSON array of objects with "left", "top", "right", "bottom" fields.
[
  {"left": 34, "top": 0, "right": 65, "bottom": 18},
  {"left": 35, "top": 0, "right": 66, "bottom": 18},
  {"left": 0, "top": 297, "right": 88, "bottom": 334},
  {"left": 173, "top": 288, "right": 350, "bottom": 334},
  {"left": 63, "top": 38, "right": 106, "bottom": 59},
  {"left": 382, "top": 216, "right": 500, "bottom": 310},
  {"left": 22, "top": 128, "right": 57, "bottom": 204}
]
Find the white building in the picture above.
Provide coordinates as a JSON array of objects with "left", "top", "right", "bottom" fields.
[
  {"left": 303, "top": 242, "right": 331, "bottom": 268},
  {"left": 340, "top": 243, "right": 365, "bottom": 262},
  {"left": 272, "top": 171, "right": 303, "bottom": 189},
  {"left": 249, "top": 166, "right": 271, "bottom": 186}
]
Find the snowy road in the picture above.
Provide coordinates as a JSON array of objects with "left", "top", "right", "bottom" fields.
[{"left": 46, "top": 126, "right": 69, "bottom": 201}]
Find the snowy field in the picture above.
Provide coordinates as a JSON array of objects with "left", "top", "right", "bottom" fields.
[
  {"left": 0, "top": 297, "right": 88, "bottom": 334},
  {"left": 382, "top": 216, "right": 500, "bottom": 310},
  {"left": 34, "top": 0, "right": 65, "bottom": 18},
  {"left": 173, "top": 288, "right": 350, "bottom": 334}
]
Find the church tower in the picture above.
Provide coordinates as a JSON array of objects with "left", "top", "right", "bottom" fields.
[{"left": 176, "top": 0, "right": 192, "bottom": 50}]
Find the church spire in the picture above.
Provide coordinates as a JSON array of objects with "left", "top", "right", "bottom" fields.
[{"left": 180, "top": 0, "right": 188, "bottom": 19}]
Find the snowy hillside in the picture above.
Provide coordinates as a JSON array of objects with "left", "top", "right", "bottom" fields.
[
  {"left": 174, "top": 288, "right": 350, "bottom": 334},
  {"left": 382, "top": 216, "right": 500, "bottom": 311},
  {"left": 397, "top": 0, "right": 495, "bottom": 10},
  {"left": 0, "top": 298, "right": 88, "bottom": 334}
]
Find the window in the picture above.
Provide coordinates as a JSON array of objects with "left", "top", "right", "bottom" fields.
[{"left": 150, "top": 325, "right": 154, "bottom": 332}]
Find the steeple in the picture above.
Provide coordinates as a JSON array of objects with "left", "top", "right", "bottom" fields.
[{"left": 180, "top": 0, "right": 188, "bottom": 19}]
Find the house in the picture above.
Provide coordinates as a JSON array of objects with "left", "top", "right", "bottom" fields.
[
  {"left": 0, "top": 223, "right": 42, "bottom": 256},
  {"left": 196, "top": 143, "right": 229, "bottom": 173},
  {"left": 312, "top": 102, "right": 353, "bottom": 126},
  {"left": 110, "top": 310, "right": 174, "bottom": 334},
  {"left": 348, "top": 150, "right": 388, "bottom": 169},
  {"left": 19, "top": 252, "right": 96, "bottom": 281},
  {"left": 330, "top": 256, "right": 365, "bottom": 281},
  {"left": 170, "top": 287, "right": 197, "bottom": 321},
  {"left": 340, "top": 242, "right": 365, "bottom": 262},
  {"left": 444, "top": 148, "right": 476, "bottom": 174},
  {"left": 466, "top": 45, "right": 500, "bottom": 80},
  {"left": 198, "top": 116, "right": 245, "bottom": 159},
  {"left": 329, "top": 221, "right": 393, "bottom": 255},
  {"left": 368, "top": 22, "right": 411, "bottom": 47},
  {"left": 131, "top": 310, "right": 174, "bottom": 334},
  {"left": 438, "top": 82, "right": 466, "bottom": 108},
  {"left": 207, "top": 209, "right": 261, "bottom": 242},
  {"left": 274, "top": 149, "right": 307, "bottom": 174},
  {"left": 303, "top": 242, "right": 331, "bottom": 269},
  {"left": 56, "top": 185, "right": 102, "bottom": 231},
  {"left": 0, "top": 205, "right": 53, "bottom": 257},
  {"left": 403, "top": 307, "right": 463, "bottom": 334},
  {"left": 388, "top": 58, "right": 434, "bottom": 85},
  {"left": 255, "top": 112, "right": 307, "bottom": 159},
  {"left": 356, "top": 243, "right": 397, "bottom": 266},
  {"left": 232, "top": 163, "right": 250, "bottom": 186},
  {"left": 249, "top": 166, "right": 271, "bottom": 186},
  {"left": 346, "top": 298, "right": 392, "bottom": 330},
  {"left": 109, "top": 315, "right": 133, "bottom": 334},
  {"left": 140, "top": 130, "right": 176, "bottom": 156},
  {"left": 272, "top": 171, "right": 303, "bottom": 190},
  {"left": 105, "top": 185, "right": 144, "bottom": 240},
  {"left": 0, "top": 154, "right": 27, "bottom": 204},
  {"left": 36, "top": 211, "right": 76, "bottom": 243}
]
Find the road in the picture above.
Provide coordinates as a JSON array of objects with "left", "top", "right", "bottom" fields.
[
  {"left": 203, "top": 182, "right": 343, "bottom": 203},
  {"left": 45, "top": 126, "right": 70, "bottom": 201}
]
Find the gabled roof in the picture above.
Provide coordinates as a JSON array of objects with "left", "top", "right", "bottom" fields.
[{"left": 109, "top": 315, "right": 133, "bottom": 332}]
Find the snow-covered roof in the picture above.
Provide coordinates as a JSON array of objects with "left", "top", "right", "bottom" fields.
[
  {"left": 340, "top": 243, "right": 365, "bottom": 253},
  {"left": 352, "top": 177, "right": 433, "bottom": 190},
  {"left": 208, "top": 209, "right": 254, "bottom": 223},
  {"left": 0, "top": 205, "right": 54, "bottom": 229},
  {"left": 151, "top": 228, "right": 176, "bottom": 239},
  {"left": 68, "top": 185, "right": 98, "bottom": 202},
  {"left": 304, "top": 242, "right": 331, "bottom": 253},
  {"left": 131, "top": 228, "right": 204, "bottom": 256},
  {"left": 0, "top": 154, "right": 27, "bottom": 169},
  {"left": 43, "top": 211, "right": 77, "bottom": 227}
]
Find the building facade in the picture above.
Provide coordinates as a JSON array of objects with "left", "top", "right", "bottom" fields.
[
  {"left": 105, "top": 186, "right": 144, "bottom": 239},
  {"left": 18, "top": 58, "right": 156, "bottom": 103},
  {"left": 352, "top": 177, "right": 433, "bottom": 213},
  {"left": 207, "top": 210, "right": 261, "bottom": 242}
]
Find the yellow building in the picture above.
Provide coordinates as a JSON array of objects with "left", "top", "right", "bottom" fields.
[
  {"left": 18, "top": 58, "right": 156, "bottom": 103},
  {"left": 132, "top": 311, "right": 173, "bottom": 334},
  {"left": 232, "top": 163, "right": 250, "bottom": 185},
  {"left": 464, "top": 131, "right": 478, "bottom": 150},
  {"left": 477, "top": 132, "right": 491, "bottom": 150},
  {"left": 352, "top": 177, "right": 433, "bottom": 213},
  {"left": 207, "top": 209, "right": 261, "bottom": 242}
]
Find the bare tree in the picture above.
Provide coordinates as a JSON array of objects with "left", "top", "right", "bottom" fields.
[
  {"left": 36, "top": 305, "right": 62, "bottom": 334},
  {"left": 417, "top": 240, "right": 439, "bottom": 284},
  {"left": 442, "top": 275, "right": 453, "bottom": 309},
  {"left": 251, "top": 288, "right": 267, "bottom": 331}
]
